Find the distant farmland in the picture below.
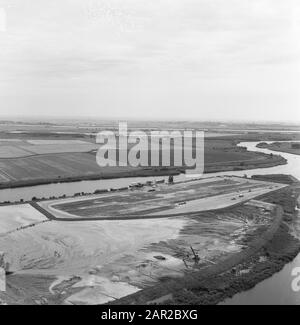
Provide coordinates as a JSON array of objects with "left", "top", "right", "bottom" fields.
[
  {"left": 0, "top": 137, "right": 285, "bottom": 188},
  {"left": 0, "top": 139, "right": 98, "bottom": 158},
  {"left": 0, "top": 152, "right": 140, "bottom": 185}
]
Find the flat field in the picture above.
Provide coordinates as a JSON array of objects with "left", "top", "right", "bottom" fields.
[
  {"left": 0, "top": 119, "right": 290, "bottom": 188},
  {"left": 0, "top": 152, "right": 140, "bottom": 185},
  {"left": 0, "top": 134, "right": 285, "bottom": 188},
  {"left": 0, "top": 139, "right": 98, "bottom": 158},
  {"left": 38, "top": 176, "right": 286, "bottom": 220}
]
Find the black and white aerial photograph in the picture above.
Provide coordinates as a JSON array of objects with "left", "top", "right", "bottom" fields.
[{"left": 0, "top": 0, "right": 300, "bottom": 312}]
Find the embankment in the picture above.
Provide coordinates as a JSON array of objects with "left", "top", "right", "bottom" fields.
[{"left": 0, "top": 167, "right": 182, "bottom": 190}]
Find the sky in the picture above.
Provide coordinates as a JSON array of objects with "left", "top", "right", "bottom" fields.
[{"left": 0, "top": 0, "right": 299, "bottom": 122}]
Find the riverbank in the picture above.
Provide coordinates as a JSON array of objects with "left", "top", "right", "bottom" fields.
[
  {"left": 0, "top": 167, "right": 183, "bottom": 190},
  {"left": 257, "top": 142, "right": 300, "bottom": 156},
  {"left": 111, "top": 184, "right": 300, "bottom": 305}
]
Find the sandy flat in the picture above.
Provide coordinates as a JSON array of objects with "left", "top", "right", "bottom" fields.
[
  {"left": 0, "top": 204, "right": 47, "bottom": 234},
  {"left": 66, "top": 276, "right": 140, "bottom": 305},
  {"left": 0, "top": 217, "right": 187, "bottom": 275}
]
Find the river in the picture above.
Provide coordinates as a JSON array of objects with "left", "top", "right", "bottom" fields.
[
  {"left": 0, "top": 141, "right": 300, "bottom": 304},
  {"left": 219, "top": 141, "right": 300, "bottom": 305},
  {"left": 0, "top": 175, "right": 174, "bottom": 203}
]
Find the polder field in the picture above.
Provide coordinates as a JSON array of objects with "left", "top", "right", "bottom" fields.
[
  {"left": 0, "top": 131, "right": 288, "bottom": 189},
  {"left": 38, "top": 176, "right": 286, "bottom": 220},
  {"left": 0, "top": 138, "right": 143, "bottom": 186}
]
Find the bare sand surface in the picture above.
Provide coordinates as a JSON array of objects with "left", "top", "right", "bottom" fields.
[
  {"left": 0, "top": 218, "right": 186, "bottom": 275},
  {"left": 0, "top": 203, "right": 261, "bottom": 304},
  {"left": 0, "top": 204, "right": 47, "bottom": 234},
  {"left": 0, "top": 214, "right": 188, "bottom": 303},
  {"left": 65, "top": 276, "right": 141, "bottom": 305}
]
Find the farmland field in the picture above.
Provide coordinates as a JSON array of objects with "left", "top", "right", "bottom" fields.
[
  {"left": 0, "top": 133, "right": 285, "bottom": 189},
  {"left": 0, "top": 139, "right": 98, "bottom": 158},
  {"left": 0, "top": 152, "right": 139, "bottom": 184},
  {"left": 0, "top": 146, "right": 33, "bottom": 158}
]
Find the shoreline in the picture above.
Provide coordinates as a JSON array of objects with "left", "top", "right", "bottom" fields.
[
  {"left": 0, "top": 167, "right": 182, "bottom": 191},
  {"left": 0, "top": 172, "right": 286, "bottom": 208}
]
